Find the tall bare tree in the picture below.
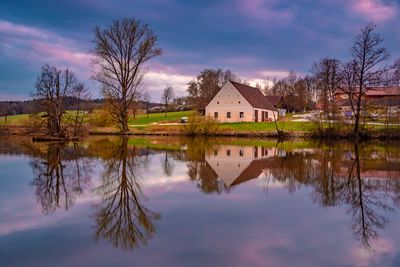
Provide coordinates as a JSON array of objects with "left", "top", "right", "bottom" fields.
[
  {"left": 161, "top": 86, "right": 174, "bottom": 117},
  {"left": 340, "top": 24, "right": 390, "bottom": 138},
  {"left": 93, "top": 18, "right": 162, "bottom": 132},
  {"left": 33, "top": 64, "right": 85, "bottom": 138}
]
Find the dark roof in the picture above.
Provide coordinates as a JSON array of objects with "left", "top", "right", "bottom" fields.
[
  {"left": 265, "top": 95, "right": 282, "bottom": 106},
  {"left": 231, "top": 158, "right": 279, "bottom": 187},
  {"left": 230, "top": 81, "right": 276, "bottom": 110}
]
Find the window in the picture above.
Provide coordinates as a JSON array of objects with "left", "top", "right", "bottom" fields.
[
  {"left": 227, "top": 112, "right": 231, "bottom": 118},
  {"left": 227, "top": 149, "right": 231, "bottom": 156},
  {"left": 239, "top": 112, "right": 244, "bottom": 118},
  {"left": 239, "top": 149, "right": 244, "bottom": 156},
  {"left": 238, "top": 101, "right": 241, "bottom": 104},
  {"left": 213, "top": 149, "right": 218, "bottom": 156},
  {"left": 265, "top": 112, "right": 268, "bottom": 118},
  {"left": 214, "top": 112, "right": 218, "bottom": 118},
  {"left": 217, "top": 101, "right": 220, "bottom": 104}
]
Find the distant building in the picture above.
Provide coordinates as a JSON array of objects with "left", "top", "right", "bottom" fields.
[
  {"left": 205, "top": 81, "right": 278, "bottom": 122},
  {"left": 335, "top": 87, "right": 400, "bottom": 116},
  {"left": 265, "top": 95, "right": 286, "bottom": 117}
]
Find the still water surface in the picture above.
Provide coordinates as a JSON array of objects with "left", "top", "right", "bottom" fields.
[{"left": 1, "top": 137, "right": 400, "bottom": 267}]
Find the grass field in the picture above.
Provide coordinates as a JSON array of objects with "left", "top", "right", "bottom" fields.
[
  {"left": 4, "top": 111, "right": 397, "bottom": 134},
  {"left": 128, "top": 111, "right": 193, "bottom": 125},
  {"left": 0, "top": 114, "right": 29, "bottom": 125},
  {"left": 0, "top": 111, "right": 193, "bottom": 126}
]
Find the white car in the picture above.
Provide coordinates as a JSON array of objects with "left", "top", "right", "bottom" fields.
[{"left": 180, "top": 117, "right": 188, "bottom": 123}]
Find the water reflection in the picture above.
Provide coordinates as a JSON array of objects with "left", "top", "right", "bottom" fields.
[
  {"left": 94, "top": 137, "right": 160, "bottom": 250},
  {"left": 1, "top": 137, "right": 400, "bottom": 258},
  {"left": 20, "top": 138, "right": 160, "bottom": 250},
  {"left": 28, "top": 142, "right": 92, "bottom": 214},
  {"left": 197, "top": 140, "right": 400, "bottom": 249}
]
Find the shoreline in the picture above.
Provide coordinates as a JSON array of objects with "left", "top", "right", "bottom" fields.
[{"left": 2, "top": 125, "right": 400, "bottom": 141}]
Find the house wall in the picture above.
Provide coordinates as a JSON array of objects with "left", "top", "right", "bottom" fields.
[
  {"left": 254, "top": 108, "right": 278, "bottom": 122},
  {"left": 205, "top": 82, "right": 254, "bottom": 122},
  {"left": 205, "top": 82, "right": 277, "bottom": 122}
]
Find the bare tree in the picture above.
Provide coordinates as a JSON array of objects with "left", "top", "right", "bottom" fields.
[
  {"left": 93, "top": 18, "right": 162, "bottom": 132},
  {"left": 340, "top": 24, "right": 390, "bottom": 138},
  {"left": 187, "top": 68, "right": 237, "bottom": 111},
  {"left": 0, "top": 105, "right": 8, "bottom": 123},
  {"left": 161, "top": 86, "right": 174, "bottom": 117},
  {"left": 312, "top": 58, "right": 342, "bottom": 121},
  {"left": 33, "top": 64, "right": 85, "bottom": 138},
  {"left": 393, "top": 58, "right": 400, "bottom": 86},
  {"left": 143, "top": 91, "right": 151, "bottom": 118}
]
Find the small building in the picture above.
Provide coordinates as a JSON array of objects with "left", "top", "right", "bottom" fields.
[
  {"left": 205, "top": 81, "right": 278, "bottom": 122},
  {"left": 265, "top": 95, "right": 286, "bottom": 117},
  {"left": 335, "top": 87, "right": 400, "bottom": 117}
]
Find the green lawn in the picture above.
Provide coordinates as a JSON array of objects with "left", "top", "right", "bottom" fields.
[
  {"left": 0, "top": 114, "right": 30, "bottom": 125},
  {"left": 128, "top": 111, "right": 193, "bottom": 125}
]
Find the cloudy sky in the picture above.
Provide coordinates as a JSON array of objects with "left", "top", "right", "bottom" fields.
[{"left": 1, "top": 0, "right": 400, "bottom": 100}]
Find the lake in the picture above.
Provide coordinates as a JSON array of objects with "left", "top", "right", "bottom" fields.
[{"left": 1, "top": 136, "right": 400, "bottom": 267}]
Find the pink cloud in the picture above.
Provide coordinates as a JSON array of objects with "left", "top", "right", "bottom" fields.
[
  {"left": 0, "top": 20, "right": 92, "bottom": 78},
  {"left": 0, "top": 20, "right": 49, "bottom": 39},
  {"left": 30, "top": 41, "right": 93, "bottom": 72},
  {"left": 352, "top": 0, "right": 397, "bottom": 22}
]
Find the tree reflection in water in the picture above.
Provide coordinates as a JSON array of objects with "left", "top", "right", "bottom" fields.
[
  {"left": 30, "top": 142, "right": 92, "bottom": 214},
  {"left": 94, "top": 137, "right": 160, "bottom": 250},
  {"left": 200, "top": 139, "right": 400, "bottom": 250},
  {"left": 268, "top": 141, "right": 400, "bottom": 250},
  {"left": 23, "top": 136, "right": 400, "bottom": 251}
]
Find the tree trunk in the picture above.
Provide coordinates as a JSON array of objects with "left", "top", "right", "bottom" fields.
[{"left": 121, "top": 110, "right": 129, "bottom": 133}]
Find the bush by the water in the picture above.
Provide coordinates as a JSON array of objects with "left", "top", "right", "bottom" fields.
[
  {"left": 183, "top": 114, "right": 219, "bottom": 136},
  {"left": 87, "top": 109, "right": 114, "bottom": 127}
]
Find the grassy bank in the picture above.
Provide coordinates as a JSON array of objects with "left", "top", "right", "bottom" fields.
[
  {"left": 2, "top": 111, "right": 400, "bottom": 140},
  {"left": 128, "top": 111, "right": 193, "bottom": 125}
]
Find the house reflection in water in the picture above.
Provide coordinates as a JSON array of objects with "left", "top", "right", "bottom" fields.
[{"left": 205, "top": 145, "right": 284, "bottom": 187}]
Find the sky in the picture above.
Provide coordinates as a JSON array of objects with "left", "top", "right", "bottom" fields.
[{"left": 1, "top": 0, "right": 400, "bottom": 101}]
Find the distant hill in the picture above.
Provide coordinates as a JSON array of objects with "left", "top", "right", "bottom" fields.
[
  {"left": 0, "top": 98, "right": 162, "bottom": 116},
  {"left": 0, "top": 98, "right": 104, "bottom": 116}
]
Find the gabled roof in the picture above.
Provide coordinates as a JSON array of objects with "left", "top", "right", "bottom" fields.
[
  {"left": 265, "top": 95, "right": 282, "bottom": 106},
  {"left": 230, "top": 81, "right": 276, "bottom": 110}
]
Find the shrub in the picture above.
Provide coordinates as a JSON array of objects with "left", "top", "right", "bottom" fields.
[
  {"left": 24, "top": 113, "right": 46, "bottom": 134},
  {"left": 183, "top": 114, "right": 219, "bottom": 136},
  {"left": 87, "top": 109, "right": 114, "bottom": 127}
]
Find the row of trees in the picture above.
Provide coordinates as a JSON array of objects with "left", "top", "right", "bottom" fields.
[
  {"left": 273, "top": 24, "right": 400, "bottom": 137},
  {"left": 311, "top": 24, "right": 400, "bottom": 137}
]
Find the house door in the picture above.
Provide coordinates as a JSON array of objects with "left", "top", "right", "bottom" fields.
[
  {"left": 255, "top": 110, "right": 258, "bottom": 122},
  {"left": 261, "top": 111, "right": 265, "bottom": 122}
]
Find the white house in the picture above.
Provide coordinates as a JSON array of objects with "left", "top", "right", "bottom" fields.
[{"left": 205, "top": 81, "right": 278, "bottom": 122}]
